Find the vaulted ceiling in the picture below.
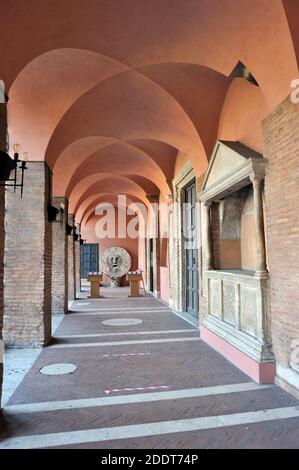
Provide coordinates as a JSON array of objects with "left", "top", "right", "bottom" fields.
[{"left": 1, "top": 0, "right": 298, "bottom": 226}]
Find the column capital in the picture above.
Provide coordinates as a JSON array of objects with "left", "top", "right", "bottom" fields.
[{"left": 249, "top": 172, "right": 263, "bottom": 186}]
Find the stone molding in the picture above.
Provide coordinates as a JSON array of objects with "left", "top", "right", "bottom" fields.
[
  {"left": 204, "top": 269, "right": 274, "bottom": 363},
  {"left": 172, "top": 161, "right": 197, "bottom": 312}
]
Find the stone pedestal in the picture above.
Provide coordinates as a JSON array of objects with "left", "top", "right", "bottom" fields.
[
  {"left": 3, "top": 162, "right": 52, "bottom": 347},
  {"left": 87, "top": 273, "right": 102, "bottom": 298},
  {"left": 128, "top": 273, "right": 143, "bottom": 297},
  {"left": 202, "top": 269, "right": 274, "bottom": 383}
]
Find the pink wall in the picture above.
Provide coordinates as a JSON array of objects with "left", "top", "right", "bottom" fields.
[
  {"left": 81, "top": 210, "right": 139, "bottom": 285},
  {"left": 160, "top": 266, "right": 170, "bottom": 304}
]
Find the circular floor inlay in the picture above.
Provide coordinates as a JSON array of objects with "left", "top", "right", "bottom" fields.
[
  {"left": 39, "top": 363, "right": 77, "bottom": 376},
  {"left": 102, "top": 318, "right": 143, "bottom": 326}
]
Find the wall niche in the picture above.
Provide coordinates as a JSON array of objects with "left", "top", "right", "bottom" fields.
[{"left": 199, "top": 141, "right": 275, "bottom": 383}]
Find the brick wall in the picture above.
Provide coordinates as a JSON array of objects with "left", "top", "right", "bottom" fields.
[
  {"left": 262, "top": 96, "right": 299, "bottom": 394},
  {"left": 0, "top": 101, "right": 6, "bottom": 408},
  {"left": 67, "top": 214, "right": 75, "bottom": 301},
  {"left": 75, "top": 240, "right": 81, "bottom": 296},
  {"left": 0, "top": 187, "right": 4, "bottom": 408},
  {"left": 3, "top": 162, "right": 52, "bottom": 347},
  {"left": 52, "top": 197, "right": 68, "bottom": 313}
]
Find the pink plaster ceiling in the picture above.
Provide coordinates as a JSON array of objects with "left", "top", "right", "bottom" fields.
[
  {"left": 62, "top": 141, "right": 169, "bottom": 198},
  {"left": 127, "top": 140, "right": 177, "bottom": 181},
  {"left": 78, "top": 192, "right": 146, "bottom": 225},
  {"left": 45, "top": 70, "right": 207, "bottom": 175},
  {"left": 81, "top": 194, "right": 143, "bottom": 225},
  {"left": 218, "top": 78, "right": 268, "bottom": 154},
  {"left": 1, "top": 0, "right": 298, "bottom": 234},
  {"left": 2, "top": 0, "right": 297, "bottom": 107},
  {"left": 7, "top": 49, "right": 127, "bottom": 160},
  {"left": 69, "top": 172, "right": 155, "bottom": 215},
  {"left": 52, "top": 136, "right": 117, "bottom": 196},
  {"left": 72, "top": 175, "right": 149, "bottom": 216},
  {"left": 137, "top": 63, "right": 230, "bottom": 157}
]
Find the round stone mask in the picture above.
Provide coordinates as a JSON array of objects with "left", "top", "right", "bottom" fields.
[{"left": 101, "top": 246, "right": 131, "bottom": 279}]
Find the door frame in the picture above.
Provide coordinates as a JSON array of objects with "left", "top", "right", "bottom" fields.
[
  {"left": 172, "top": 161, "right": 200, "bottom": 322},
  {"left": 148, "top": 237, "right": 154, "bottom": 292},
  {"left": 80, "top": 243, "right": 99, "bottom": 279},
  {"left": 183, "top": 177, "right": 199, "bottom": 317}
]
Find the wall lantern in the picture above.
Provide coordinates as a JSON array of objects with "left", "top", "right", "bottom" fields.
[
  {"left": 66, "top": 224, "right": 73, "bottom": 236},
  {"left": 48, "top": 202, "right": 65, "bottom": 225},
  {"left": 0, "top": 144, "right": 28, "bottom": 197}
]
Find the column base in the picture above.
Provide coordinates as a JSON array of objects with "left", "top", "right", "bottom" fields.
[{"left": 201, "top": 325, "right": 276, "bottom": 384}]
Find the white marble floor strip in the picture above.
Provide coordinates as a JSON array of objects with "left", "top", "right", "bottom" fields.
[
  {"left": 4, "top": 382, "right": 272, "bottom": 414},
  {"left": 70, "top": 310, "right": 172, "bottom": 316},
  {"left": 57, "top": 329, "right": 196, "bottom": 339},
  {"left": 70, "top": 307, "right": 169, "bottom": 312},
  {"left": 68, "top": 310, "right": 172, "bottom": 319},
  {"left": 50, "top": 337, "right": 200, "bottom": 349},
  {"left": 1, "top": 406, "right": 298, "bottom": 449}
]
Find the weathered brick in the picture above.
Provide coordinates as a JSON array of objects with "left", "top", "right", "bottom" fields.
[
  {"left": 0, "top": 101, "right": 7, "bottom": 409},
  {"left": 75, "top": 240, "right": 81, "bottom": 296},
  {"left": 3, "top": 162, "right": 52, "bottom": 347},
  {"left": 67, "top": 214, "right": 76, "bottom": 301},
  {"left": 262, "top": 96, "right": 299, "bottom": 390},
  {"left": 52, "top": 197, "right": 68, "bottom": 314}
]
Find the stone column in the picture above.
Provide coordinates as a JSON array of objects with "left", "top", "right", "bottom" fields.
[
  {"left": 250, "top": 174, "right": 267, "bottom": 277},
  {"left": 172, "top": 186, "right": 182, "bottom": 311},
  {"left": 4, "top": 162, "right": 52, "bottom": 347},
  {"left": 52, "top": 197, "right": 68, "bottom": 314},
  {"left": 202, "top": 201, "right": 213, "bottom": 297},
  {"left": 67, "top": 214, "right": 76, "bottom": 301},
  {"left": 203, "top": 201, "right": 213, "bottom": 271}
]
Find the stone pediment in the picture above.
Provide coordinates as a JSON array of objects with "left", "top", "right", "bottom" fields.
[{"left": 200, "top": 141, "right": 266, "bottom": 201}]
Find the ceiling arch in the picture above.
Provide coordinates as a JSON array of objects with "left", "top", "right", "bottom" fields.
[
  {"left": 52, "top": 136, "right": 117, "bottom": 196},
  {"left": 137, "top": 63, "right": 230, "bottom": 157},
  {"left": 71, "top": 174, "right": 149, "bottom": 216},
  {"left": 53, "top": 137, "right": 178, "bottom": 198},
  {"left": 7, "top": 48, "right": 127, "bottom": 159},
  {"left": 283, "top": 0, "right": 299, "bottom": 66},
  {"left": 218, "top": 77, "right": 268, "bottom": 153},
  {"left": 46, "top": 69, "right": 207, "bottom": 175},
  {"left": 81, "top": 194, "right": 145, "bottom": 226},
  {"left": 3, "top": 0, "right": 297, "bottom": 109},
  {"left": 69, "top": 172, "right": 155, "bottom": 214},
  {"left": 62, "top": 141, "right": 169, "bottom": 198}
]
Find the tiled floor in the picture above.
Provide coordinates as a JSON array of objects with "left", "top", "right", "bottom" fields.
[{"left": 0, "top": 287, "right": 298, "bottom": 448}]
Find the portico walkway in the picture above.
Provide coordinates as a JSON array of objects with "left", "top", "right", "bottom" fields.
[{"left": 0, "top": 288, "right": 298, "bottom": 449}]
